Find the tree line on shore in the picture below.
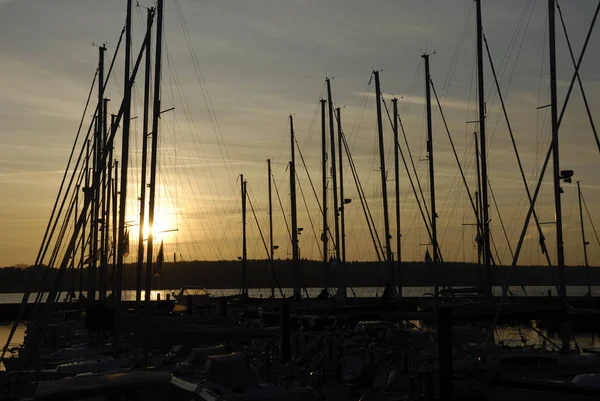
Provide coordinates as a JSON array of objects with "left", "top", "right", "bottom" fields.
[{"left": 0, "top": 260, "right": 597, "bottom": 293}]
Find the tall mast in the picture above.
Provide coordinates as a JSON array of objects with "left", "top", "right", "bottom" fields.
[
  {"left": 326, "top": 79, "right": 340, "bottom": 263},
  {"left": 267, "top": 159, "right": 275, "bottom": 299},
  {"left": 475, "top": 0, "right": 492, "bottom": 300},
  {"left": 289, "top": 115, "right": 301, "bottom": 299},
  {"left": 104, "top": 127, "right": 112, "bottom": 302},
  {"left": 336, "top": 107, "right": 347, "bottom": 301},
  {"left": 392, "top": 97, "right": 402, "bottom": 298},
  {"left": 548, "top": 0, "right": 566, "bottom": 301},
  {"left": 320, "top": 98, "right": 328, "bottom": 293},
  {"left": 111, "top": 115, "right": 118, "bottom": 298},
  {"left": 422, "top": 55, "right": 439, "bottom": 297},
  {"left": 474, "top": 133, "right": 483, "bottom": 266},
  {"left": 91, "top": 45, "right": 104, "bottom": 304},
  {"left": 373, "top": 70, "right": 395, "bottom": 300},
  {"left": 83, "top": 139, "right": 89, "bottom": 299},
  {"left": 577, "top": 181, "right": 590, "bottom": 295},
  {"left": 241, "top": 175, "right": 248, "bottom": 297},
  {"left": 145, "top": 0, "right": 163, "bottom": 302},
  {"left": 99, "top": 97, "right": 109, "bottom": 302},
  {"left": 114, "top": 0, "right": 132, "bottom": 355},
  {"left": 90, "top": 115, "right": 98, "bottom": 303},
  {"left": 136, "top": 7, "right": 153, "bottom": 306}
]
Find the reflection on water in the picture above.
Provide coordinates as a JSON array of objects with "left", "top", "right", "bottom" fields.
[{"left": 0, "top": 286, "right": 598, "bottom": 304}]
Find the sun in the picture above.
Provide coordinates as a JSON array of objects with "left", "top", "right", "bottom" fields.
[{"left": 129, "top": 208, "right": 177, "bottom": 243}]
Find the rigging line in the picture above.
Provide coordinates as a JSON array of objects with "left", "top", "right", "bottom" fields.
[
  {"left": 162, "top": 40, "right": 231, "bottom": 259},
  {"left": 398, "top": 99, "right": 431, "bottom": 223},
  {"left": 47, "top": 166, "right": 88, "bottom": 270},
  {"left": 484, "top": 33, "right": 552, "bottom": 266},
  {"left": 489, "top": 228, "right": 502, "bottom": 268},
  {"left": 380, "top": 98, "right": 436, "bottom": 256},
  {"left": 489, "top": 17, "right": 598, "bottom": 338},
  {"left": 429, "top": 79, "right": 481, "bottom": 234},
  {"left": 2, "top": 65, "right": 104, "bottom": 354},
  {"left": 340, "top": 124, "right": 383, "bottom": 262},
  {"left": 484, "top": 0, "right": 532, "bottom": 113},
  {"left": 272, "top": 175, "right": 292, "bottom": 244},
  {"left": 37, "top": 71, "right": 98, "bottom": 269},
  {"left": 173, "top": 0, "right": 237, "bottom": 193},
  {"left": 246, "top": 189, "right": 270, "bottom": 260},
  {"left": 581, "top": 191, "right": 600, "bottom": 250},
  {"left": 349, "top": 78, "right": 372, "bottom": 151},
  {"left": 296, "top": 168, "right": 323, "bottom": 261},
  {"left": 488, "top": 178, "right": 513, "bottom": 261},
  {"left": 488, "top": 1, "right": 537, "bottom": 152},
  {"left": 294, "top": 138, "right": 336, "bottom": 249},
  {"left": 510, "top": 0, "right": 598, "bottom": 268},
  {"left": 556, "top": 0, "right": 600, "bottom": 154},
  {"left": 441, "top": 2, "right": 474, "bottom": 97}
]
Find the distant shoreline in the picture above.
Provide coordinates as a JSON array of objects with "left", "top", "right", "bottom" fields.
[{"left": 0, "top": 260, "right": 598, "bottom": 293}]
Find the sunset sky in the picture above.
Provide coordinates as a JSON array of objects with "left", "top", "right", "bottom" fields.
[{"left": 1, "top": 0, "right": 599, "bottom": 270}]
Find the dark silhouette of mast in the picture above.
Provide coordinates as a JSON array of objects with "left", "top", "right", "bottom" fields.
[
  {"left": 474, "top": 133, "right": 483, "bottom": 266},
  {"left": 268, "top": 159, "right": 275, "bottom": 299},
  {"left": 320, "top": 99, "right": 328, "bottom": 294},
  {"left": 241, "top": 175, "right": 247, "bottom": 297},
  {"left": 336, "top": 107, "right": 347, "bottom": 300},
  {"left": 136, "top": 7, "right": 153, "bottom": 306},
  {"left": 104, "top": 119, "right": 112, "bottom": 302},
  {"left": 392, "top": 97, "right": 402, "bottom": 298},
  {"left": 289, "top": 115, "right": 301, "bottom": 299},
  {"left": 577, "top": 181, "right": 590, "bottom": 295},
  {"left": 548, "top": 0, "right": 566, "bottom": 302},
  {"left": 475, "top": 0, "right": 492, "bottom": 300},
  {"left": 373, "top": 70, "right": 394, "bottom": 300},
  {"left": 111, "top": 116, "right": 118, "bottom": 299},
  {"left": 100, "top": 97, "right": 109, "bottom": 302},
  {"left": 326, "top": 79, "right": 340, "bottom": 264},
  {"left": 145, "top": 0, "right": 163, "bottom": 303},
  {"left": 422, "top": 55, "right": 439, "bottom": 297},
  {"left": 114, "top": 0, "right": 133, "bottom": 356},
  {"left": 83, "top": 139, "right": 90, "bottom": 298},
  {"left": 89, "top": 45, "right": 105, "bottom": 304}
]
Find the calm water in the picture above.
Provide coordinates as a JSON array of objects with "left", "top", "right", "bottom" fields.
[{"left": 0, "top": 286, "right": 599, "bottom": 304}]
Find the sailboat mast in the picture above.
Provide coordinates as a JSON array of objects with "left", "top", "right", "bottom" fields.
[
  {"left": 99, "top": 97, "right": 109, "bottom": 302},
  {"left": 336, "top": 107, "right": 347, "bottom": 300},
  {"left": 241, "top": 175, "right": 248, "bottom": 296},
  {"left": 475, "top": 0, "right": 492, "bottom": 299},
  {"left": 114, "top": 0, "right": 132, "bottom": 355},
  {"left": 548, "top": 0, "right": 566, "bottom": 301},
  {"left": 577, "top": 181, "right": 590, "bottom": 295},
  {"left": 326, "top": 79, "right": 340, "bottom": 263},
  {"left": 373, "top": 70, "right": 394, "bottom": 300},
  {"left": 91, "top": 45, "right": 104, "bottom": 304},
  {"left": 136, "top": 7, "right": 154, "bottom": 305},
  {"left": 289, "top": 115, "right": 301, "bottom": 299},
  {"left": 392, "top": 97, "right": 402, "bottom": 297},
  {"left": 104, "top": 133, "right": 112, "bottom": 301},
  {"left": 320, "top": 98, "right": 328, "bottom": 292},
  {"left": 474, "top": 132, "right": 483, "bottom": 266},
  {"left": 422, "top": 56, "right": 439, "bottom": 297},
  {"left": 83, "top": 139, "right": 89, "bottom": 298},
  {"left": 267, "top": 159, "right": 275, "bottom": 299},
  {"left": 111, "top": 115, "right": 118, "bottom": 298},
  {"left": 145, "top": 0, "right": 163, "bottom": 302}
]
